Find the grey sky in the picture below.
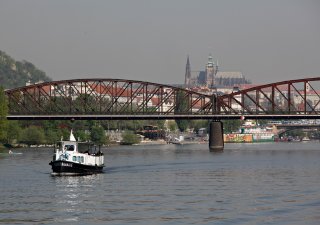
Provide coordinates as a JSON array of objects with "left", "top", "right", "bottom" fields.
[{"left": 0, "top": 0, "right": 319, "bottom": 85}]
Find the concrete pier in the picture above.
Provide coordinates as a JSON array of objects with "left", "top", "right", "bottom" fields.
[{"left": 209, "top": 121, "right": 224, "bottom": 152}]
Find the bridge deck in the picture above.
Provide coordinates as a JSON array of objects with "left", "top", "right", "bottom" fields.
[{"left": 7, "top": 114, "right": 320, "bottom": 120}]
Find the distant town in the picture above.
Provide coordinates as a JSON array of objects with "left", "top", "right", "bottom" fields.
[{"left": 182, "top": 54, "right": 251, "bottom": 95}]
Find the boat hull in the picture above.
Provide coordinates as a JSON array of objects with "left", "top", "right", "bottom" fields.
[{"left": 49, "top": 160, "right": 104, "bottom": 175}]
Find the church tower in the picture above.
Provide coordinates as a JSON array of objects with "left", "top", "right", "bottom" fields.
[
  {"left": 184, "top": 55, "right": 191, "bottom": 88},
  {"left": 205, "top": 54, "right": 217, "bottom": 87}
]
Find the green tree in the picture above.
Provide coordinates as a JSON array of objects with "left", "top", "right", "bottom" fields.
[
  {"left": 175, "top": 90, "right": 189, "bottom": 131},
  {"left": 222, "top": 120, "right": 242, "bottom": 133},
  {"left": 75, "top": 130, "right": 90, "bottom": 142},
  {"left": 286, "top": 129, "right": 304, "bottom": 137},
  {"left": 90, "top": 125, "right": 108, "bottom": 145},
  {"left": 6, "top": 120, "right": 21, "bottom": 145},
  {"left": 0, "top": 86, "right": 8, "bottom": 143},
  {"left": 167, "top": 120, "right": 178, "bottom": 132},
  {"left": 73, "top": 94, "right": 99, "bottom": 114},
  {"left": 45, "top": 129, "right": 60, "bottom": 144},
  {"left": 59, "top": 128, "right": 72, "bottom": 141},
  {"left": 20, "top": 126, "right": 46, "bottom": 146},
  {"left": 121, "top": 130, "right": 140, "bottom": 145}
]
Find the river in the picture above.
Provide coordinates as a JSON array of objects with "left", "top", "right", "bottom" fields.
[{"left": 0, "top": 142, "right": 320, "bottom": 224}]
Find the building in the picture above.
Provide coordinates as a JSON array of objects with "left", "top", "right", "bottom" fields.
[
  {"left": 215, "top": 72, "right": 249, "bottom": 87},
  {"left": 184, "top": 54, "right": 218, "bottom": 88},
  {"left": 184, "top": 54, "right": 250, "bottom": 89},
  {"left": 204, "top": 54, "right": 218, "bottom": 87}
]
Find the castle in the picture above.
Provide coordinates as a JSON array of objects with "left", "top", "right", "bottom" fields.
[{"left": 184, "top": 55, "right": 250, "bottom": 89}]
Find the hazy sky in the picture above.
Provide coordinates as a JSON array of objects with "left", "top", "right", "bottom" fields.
[{"left": 1, "top": 0, "right": 319, "bottom": 85}]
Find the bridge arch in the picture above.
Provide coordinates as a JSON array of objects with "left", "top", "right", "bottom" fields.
[
  {"left": 5, "top": 77, "right": 320, "bottom": 120},
  {"left": 5, "top": 78, "right": 214, "bottom": 120},
  {"left": 217, "top": 77, "right": 320, "bottom": 115}
]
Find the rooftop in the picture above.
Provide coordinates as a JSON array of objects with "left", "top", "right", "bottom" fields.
[{"left": 216, "top": 72, "right": 244, "bottom": 79}]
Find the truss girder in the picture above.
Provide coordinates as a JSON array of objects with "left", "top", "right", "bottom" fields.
[
  {"left": 5, "top": 79, "right": 212, "bottom": 116},
  {"left": 217, "top": 77, "right": 320, "bottom": 115},
  {"left": 6, "top": 77, "right": 320, "bottom": 117}
]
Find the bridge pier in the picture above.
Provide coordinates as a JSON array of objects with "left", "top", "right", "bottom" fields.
[{"left": 209, "top": 121, "right": 224, "bottom": 152}]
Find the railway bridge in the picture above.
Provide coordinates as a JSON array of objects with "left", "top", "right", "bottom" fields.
[{"left": 5, "top": 77, "right": 320, "bottom": 151}]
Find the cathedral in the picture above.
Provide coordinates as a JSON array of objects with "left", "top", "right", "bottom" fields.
[{"left": 184, "top": 55, "right": 250, "bottom": 88}]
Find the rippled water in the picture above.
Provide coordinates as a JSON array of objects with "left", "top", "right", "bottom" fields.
[{"left": 1, "top": 142, "right": 320, "bottom": 224}]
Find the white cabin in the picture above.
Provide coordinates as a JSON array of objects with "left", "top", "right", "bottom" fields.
[{"left": 53, "top": 140, "right": 104, "bottom": 167}]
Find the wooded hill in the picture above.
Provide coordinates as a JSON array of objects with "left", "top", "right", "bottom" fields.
[{"left": 0, "top": 50, "right": 51, "bottom": 89}]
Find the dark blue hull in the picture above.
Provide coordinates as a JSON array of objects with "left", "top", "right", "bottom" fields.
[{"left": 49, "top": 160, "right": 104, "bottom": 175}]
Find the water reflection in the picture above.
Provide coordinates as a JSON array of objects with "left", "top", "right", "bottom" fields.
[{"left": 52, "top": 175, "right": 103, "bottom": 223}]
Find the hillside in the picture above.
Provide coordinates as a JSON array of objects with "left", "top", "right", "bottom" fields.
[{"left": 0, "top": 50, "right": 51, "bottom": 89}]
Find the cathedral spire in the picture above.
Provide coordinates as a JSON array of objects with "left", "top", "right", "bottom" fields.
[{"left": 185, "top": 55, "right": 191, "bottom": 88}]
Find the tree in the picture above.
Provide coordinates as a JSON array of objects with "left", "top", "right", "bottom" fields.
[
  {"left": 75, "top": 130, "right": 90, "bottom": 142},
  {"left": 59, "top": 127, "right": 72, "bottom": 141},
  {"left": 121, "top": 130, "right": 140, "bottom": 145},
  {"left": 167, "top": 120, "right": 178, "bottom": 132},
  {"left": 90, "top": 125, "right": 108, "bottom": 145},
  {"left": 6, "top": 120, "right": 21, "bottom": 145},
  {"left": 73, "top": 94, "right": 99, "bottom": 114},
  {"left": 286, "top": 129, "right": 304, "bottom": 138},
  {"left": 20, "top": 126, "right": 46, "bottom": 146},
  {"left": 0, "top": 86, "right": 8, "bottom": 143},
  {"left": 45, "top": 129, "right": 60, "bottom": 144},
  {"left": 222, "top": 120, "right": 242, "bottom": 133},
  {"left": 175, "top": 90, "right": 189, "bottom": 131}
]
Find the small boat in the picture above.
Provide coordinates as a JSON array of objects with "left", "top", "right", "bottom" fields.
[
  {"left": 301, "top": 136, "right": 311, "bottom": 141},
  {"left": 49, "top": 130, "right": 104, "bottom": 175},
  {"left": 0, "top": 150, "right": 20, "bottom": 155}
]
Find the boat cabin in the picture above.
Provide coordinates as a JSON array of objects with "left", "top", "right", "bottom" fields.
[
  {"left": 55, "top": 141, "right": 102, "bottom": 155},
  {"left": 56, "top": 141, "right": 77, "bottom": 152}
]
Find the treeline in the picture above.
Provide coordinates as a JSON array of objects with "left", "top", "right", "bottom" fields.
[
  {"left": 1, "top": 117, "right": 162, "bottom": 147},
  {"left": 0, "top": 50, "right": 51, "bottom": 89},
  {"left": 3, "top": 120, "right": 109, "bottom": 147},
  {"left": 0, "top": 118, "right": 220, "bottom": 147}
]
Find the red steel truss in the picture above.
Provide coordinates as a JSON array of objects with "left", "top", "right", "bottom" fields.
[
  {"left": 217, "top": 77, "right": 320, "bottom": 115},
  {"left": 5, "top": 79, "right": 213, "bottom": 117},
  {"left": 5, "top": 77, "right": 320, "bottom": 119}
]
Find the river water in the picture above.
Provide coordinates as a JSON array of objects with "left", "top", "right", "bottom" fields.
[{"left": 0, "top": 142, "right": 320, "bottom": 225}]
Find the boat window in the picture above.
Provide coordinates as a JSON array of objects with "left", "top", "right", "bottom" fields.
[
  {"left": 78, "top": 142, "right": 94, "bottom": 153},
  {"left": 65, "top": 145, "right": 75, "bottom": 151},
  {"left": 73, "top": 156, "right": 76, "bottom": 161},
  {"left": 77, "top": 156, "right": 81, "bottom": 162},
  {"left": 81, "top": 156, "right": 84, "bottom": 163}
]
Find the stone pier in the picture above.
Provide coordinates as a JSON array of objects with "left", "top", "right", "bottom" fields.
[{"left": 209, "top": 121, "right": 224, "bottom": 152}]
